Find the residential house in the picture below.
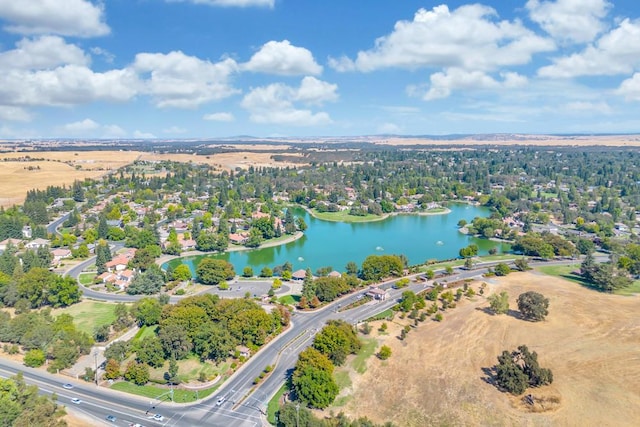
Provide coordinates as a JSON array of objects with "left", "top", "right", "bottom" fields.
[
  {"left": 25, "top": 238, "right": 51, "bottom": 249},
  {"left": 0, "top": 238, "right": 23, "bottom": 252},
  {"left": 291, "top": 269, "right": 307, "bottom": 281},
  {"left": 229, "top": 233, "right": 249, "bottom": 245},
  {"left": 51, "top": 248, "right": 72, "bottom": 265}
]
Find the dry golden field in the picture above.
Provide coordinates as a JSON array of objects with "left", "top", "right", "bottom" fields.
[
  {"left": 0, "top": 148, "right": 305, "bottom": 207},
  {"left": 0, "top": 151, "right": 142, "bottom": 207},
  {"left": 339, "top": 272, "right": 640, "bottom": 427}
]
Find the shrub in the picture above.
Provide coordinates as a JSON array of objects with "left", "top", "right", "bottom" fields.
[
  {"left": 377, "top": 345, "right": 392, "bottom": 360},
  {"left": 24, "top": 349, "right": 46, "bottom": 367}
]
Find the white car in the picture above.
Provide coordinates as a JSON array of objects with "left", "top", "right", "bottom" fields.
[
  {"left": 152, "top": 414, "right": 164, "bottom": 421},
  {"left": 62, "top": 383, "right": 73, "bottom": 390},
  {"left": 70, "top": 398, "right": 82, "bottom": 404},
  {"left": 216, "top": 397, "right": 225, "bottom": 406}
]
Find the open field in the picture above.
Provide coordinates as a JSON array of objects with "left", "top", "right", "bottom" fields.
[
  {"left": 536, "top": 264, "right": 640, "bottom": 296},
  {"left": 377, "top": 134, "right": 640, "bottom": 147},
  {"left": 338, "top": 271, "right": 640, "bottom": 426},
  {"left": 52, "top": 301, "right": 118, "bottom": 336},
  {"left": 0, "top": 150, "right": 142, "bottom": 207},
  {"left": 138, "top": 151, "right": 306, "bottom": 171}
]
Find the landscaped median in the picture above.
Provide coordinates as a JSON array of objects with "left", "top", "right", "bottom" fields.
[{"left": 110, "top": 381, "right": 219, "bottom": 403}]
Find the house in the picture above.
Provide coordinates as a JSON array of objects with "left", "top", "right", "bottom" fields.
[
  {"left": 25, "top": 238, "right": 51, "bottom": 249},
  {"left": 179, "top": 239, "right": 197, "bottom": 251},
  {"left": 22, "top": 226, "right": 32, "bottom": 239},
  {"left": 0, "top": 238, "right": 22, "bottom": 252},
  {"left": 237, "top": 346, "right": 251, "bottom": 358},
  {"left": 366, "top": 286, "right": 388, "bottom": 301},
  {"left": 229, "top": 233, "right": 248, "bottom": 245},
  {"left": 105, "top": 248, "right": 137, "bottom": 272},
  {"left": 51, "top": 248, "right": 72, "bottom": 264},
  {"left": 327, "top": 271, "right": 342, "bottom": 278},
  {"left": 291, "top": 269, "right": 307, "bottom": 280}
]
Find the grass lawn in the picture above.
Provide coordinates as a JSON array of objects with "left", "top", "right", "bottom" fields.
[
  {"left": 351, "top": 337, "right": 378, "bottom": 374},
  {"left": 146, "top": 355, "right": 228, "bottom": 384},
  {"left": 133, "top": 325, "right": 158, "bottom": 342},
  {"left": 52, "top": 301, "right": 117, "bottom": 335},
  {"left": 78, "top": 272, "right": 95, "bottom": 285},
  {"left": 278, "top": 295, "right": 300, "bottom": 305},
  {"left": 334, "top": 370, "right": 352, "bottom": 389},
  {"left": 267, "top": 383, "right": 288, "bottom": 425},
  {"left": 310, "top": 209, "right": 385, "bottom": 223},
  {"left": 365, "top": 308, "right": 394, "bottom": 322},
  {"left": 536, "top": 264, "right": 640, "bottom": 296},
  {"left": 110, "top": 381, "right": 218, "bottom": 403}
]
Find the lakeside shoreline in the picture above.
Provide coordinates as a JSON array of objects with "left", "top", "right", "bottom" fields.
[
  {"left": 302, "top": 205, "right": 452, "bottom": 223},
  {"left": 157, "top": 231, "right": 304, "bottom": 266}
]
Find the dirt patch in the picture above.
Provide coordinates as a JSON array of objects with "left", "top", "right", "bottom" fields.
[{"left": 340, "top": 273, "right": 640, "bottom": 426}]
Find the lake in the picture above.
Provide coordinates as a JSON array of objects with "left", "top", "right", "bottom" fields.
[{"left": 165, "top": 204, "right": 509, "bottom": 274}]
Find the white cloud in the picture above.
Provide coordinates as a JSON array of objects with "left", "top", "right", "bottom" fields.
[
  {"left": 616, "top": 73, "right": 640, "bottom": 101},
  {"left": 526, "top": 0, "right": 611, "bottom": 44},
  {"left": 377, "top": 123, "right": 401, "bottom": 134},
  {"left": 133, "top": 51, "right": 239, "bottom": 108},
  {"left": 203, "top": 112, "right": 235, "bottom": 121},
  {"left": 295, "top": 77, "right": 338, "bottom": 104},
  {"left": 57, "top": 119, "right": 128, "bottom": 138},
  {"left": 564, "top": 101, "right": 612, "bottom": 114},
  {"left": 0, "top": 36, "right": 89, "bottom": 70},
  {"left": 90, "top": 47, "right": 115, "bottom": 64},
  {"left": 0, "top": 65, "right": 139, "bottom": 107},
  {"left": 0, "top": 106, "right": 32, "bottom": 122},
  {"left": 59, "top": 118, "right": 100, "bottom": 134},
  {"left": 243, "top": 40, "right": 322, "bottom": 76},
  {"left": 241, "top": 77, "right": 337, "bottom": 125},
  {"left": 329, "top": 4, "right": 554, "bottom": 73},
  {"left": 163, "top": 126, "right": 188, "bottom": 134},
  {"left": 133, "top": 130, "right": 156, "bottom": 139},
  {"left": 166, "top": 0, "right": 274, "bottom": 8},
  {"left": 0, "top": 0, "right": 109, "bottom": 37},
  {"left": 422, "top": 68, "right": 528, "bottom": 101},
  {"left": 539, "top": 19, "right": 640, "bottom": 78}
]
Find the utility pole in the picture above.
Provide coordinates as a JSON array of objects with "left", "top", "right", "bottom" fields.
[
  {"left": 296, "top": 402, "right": 300, "bottom": 427},
  {"left": 93, "top": 350, "right": 98, "bottom": 386}
]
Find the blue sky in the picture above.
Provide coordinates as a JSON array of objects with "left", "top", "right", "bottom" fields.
[{"left": 1, "top": 0, "right": 640, "bottom": 139}]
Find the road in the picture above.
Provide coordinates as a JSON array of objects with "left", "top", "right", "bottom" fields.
[
  {"left": 47, "top": 211, "right": 71, "bottom": 236},
  {"left": 1, "top": 257, "right": 602, "bottom": 426}
]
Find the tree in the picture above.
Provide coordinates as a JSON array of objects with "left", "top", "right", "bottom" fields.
[
  {"left": 345, "top": 261, "right": 358, "bottom": 276},
  {"left": 196, "top": 258, "right": 235, "bottom": 286},
  {"left": 312, "top": 320, "right": 361, "bottom": 366},
  {"left": 517, "top": 291, "right": 549, "bottom": 321},
  {"left": 242, "top": 266, "right": 254, "bottom": 278},
  {"left": 259, "top": 266, "right": 273, "bottom": 278},
  {"left": 104, "top": 341, "right": 130, "bottom": 363},
  {"left": 459, "top": 244, "right": 478, "bottom": 258},
  {"left": 132, "top": 297, "right": 162, "bottom": 326},
  {"left": 24, "top": 349, "right": 46, "bottom": 367},
  {"left": 514, "top": 258, "right": 530, "bottom": 271},
  {"left": 494, "top": 263, "right": 511, "bottom": 276},
  {"left": 488, "top": 291, "right": 509, "bottom": 315},
  {"left": 171, "top": 264, "right": 192, "bottom": 282},
  {"left": 377, "top": 345, "right": 392, "bottom": 360},
  {"left": 136, "top": 336, "right": 165, "bottom": 368},
  {"left": 494, "top": 345, "right": 553, "bottom": 395},
  {"left": 292, "top": 347, "right": 339, "bottom": 409},
  {"left": 124, "top": 361, "right": 149, "bottom": 385},
  {"left": 126, "top": 266, "right": 164, "bottom": 295},
  {"left": 104, "top": 358, "right": 120, "bottom": 380},
  {"left": 97, "top": 215, "right": 109, "bottom": 239}
]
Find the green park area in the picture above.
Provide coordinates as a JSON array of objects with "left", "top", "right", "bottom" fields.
[
  {"left": 536, "top": 264, "right": 640, "bottom": 296},
  {"left": 53, "top": 301, "right": 117, "bottom": 335}
]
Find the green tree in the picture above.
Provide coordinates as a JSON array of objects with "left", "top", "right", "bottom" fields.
[
  {"left": 196, "top": 259, "right": 235, "bottom": 285},
  {"left": 488, "top": 291, "right": 510, "bottom": 315},
  {"left": 171, "top": 264, "right": 192, "bottom": 282},
  {"left": 242, "top": 266, "right": 254, "bottom": 277},
  {"left": 493, "top": 263, "right": 511, "bottom": 276},
  {"left": 377, "top": 345, "right": 392, "bottom": 360},
  {"left": 104, "top": 358, "right": 120, "bottom": 380},
  {"left": 132, "top": 297, "right": 162, "bottom": 326},
  {"left": 312, "top": 320, "right": 361, "bottom": 366},
  {"left": 124, "top": 361, "right": 150, "bottom": 385},
  {"left": 23, "top": 349, "right": 46, "bottom": 367},
  {"left": 292, "top": 347, "right": 339, "bottom": 409},
  {"left": 517, "top": 291, "right": 549, "bottom": 321},
  {"left": 135, "top": 336, "right": 165, "bottom": 368}
]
